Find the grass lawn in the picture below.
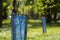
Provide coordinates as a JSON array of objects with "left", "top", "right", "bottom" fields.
[
  {"left": 27, "top": 26, "right": 60, "bottom": 40},
  {"left": 0, "top": 19, "right": 60, "bottom": 40}
]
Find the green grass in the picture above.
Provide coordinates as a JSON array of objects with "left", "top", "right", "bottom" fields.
[
  {"left": 0, "top": 19, "right": 60, "bottom": 40},
  {"left": 27, "top": 27, "right": 60, "bottom": 40}
]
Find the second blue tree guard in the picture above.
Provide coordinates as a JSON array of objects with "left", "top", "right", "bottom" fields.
[
  {"left": 11, "top": 14, "right": 27, "bottom": 40},
  {"left": 42, "top": 17, "right": 46, "bottom": 33}
]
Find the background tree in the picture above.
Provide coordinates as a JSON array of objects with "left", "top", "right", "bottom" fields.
[
  {"left": 3, "top": 0, "right": 13, "bottom": 19},
  {"left": 0, "top": 0, "right": 3, "bottom": 27}
]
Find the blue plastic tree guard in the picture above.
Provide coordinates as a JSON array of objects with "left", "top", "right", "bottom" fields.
[
  {"left": 11, "top": 14, "right": 27, "bottom": 40},
  {"left": 42, "top": 17, "right": 46, "bottom": 33}
]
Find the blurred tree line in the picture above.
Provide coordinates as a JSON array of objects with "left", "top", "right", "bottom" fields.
[{"left": 0, "top": 0, "right": 60, "bottom": 27}]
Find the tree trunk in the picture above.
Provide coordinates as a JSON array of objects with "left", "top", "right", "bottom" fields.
[
  {"left": 46, "top": 8, "right": 52, "bottom": 23},
  {"left": 13, "top": 0, "right": 17, "bottom": 13},
  {"left": 3, "top": 7, "right": 8, "bottom": 19},
  {"left": 0, "top": 0, "right": 3, "bottom": 27},
  {"left": 54, "top": 0, "right": 57, "bottom": 23},
  {"left": 54, "top": 8, "right": 57, "bottom": 23},
  {"left": 46, "top": 14, "right": 52, "bottom": 23}
]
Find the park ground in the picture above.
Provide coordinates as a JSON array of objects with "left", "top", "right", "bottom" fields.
[{"left": 0, "top": 19, "right": 60, "bottom": 40}]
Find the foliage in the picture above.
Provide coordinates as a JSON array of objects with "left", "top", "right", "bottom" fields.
[{"left": 2, "top": 0, "right": 60, "bottom": 16}]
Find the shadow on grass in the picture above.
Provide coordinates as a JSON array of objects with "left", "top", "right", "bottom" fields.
[
  {"left": 0, "top": 23, "right": 11, "bottom": 32},
  {"left": 2, "top": 23, "right": 11, "bottom": 28},
  {"left": 46, "top": 22, "right": 60, "bottom": 27},
  {"left": 28, "top": 22, "right": 60, "bottom": 29},
  {"left": 2, "top": 19, "right": 11, "bottom": 28}
]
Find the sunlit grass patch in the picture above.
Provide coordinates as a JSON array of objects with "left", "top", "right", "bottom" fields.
[
  {"left": 27, "top": 26, "right": 60, "bottom": 40},
  {"left": 0, "top": 29, "right": 11, "bottom": 40}
]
